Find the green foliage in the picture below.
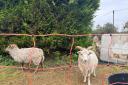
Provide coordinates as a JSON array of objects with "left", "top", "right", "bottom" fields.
[
  {"left": 0, "top": 0, "right": 100, "bottom": 65},
  {"left": 93, "top": 23, "right": 118, "bottom": 34},
  {"left": 123, "top": 21, "right": 128, "bottom": 32},
  {"left": 0, "top": 0, "right": 100, "bottom": 34},
  {"left": 125, "top": 21, "right": 128, "bottom": 29},
  {"left": 72, "top": 53, "right": 78, "bottom": 64},
  {"left": 0, "top": 55, "right": 17, "bottom": 65}
]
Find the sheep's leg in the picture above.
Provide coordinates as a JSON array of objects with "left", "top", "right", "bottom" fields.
[
  {"left": 28, "top": 63, "right": 31, "bottom": 70},
  {"left": 34, "top": 65, "right": 39, "bottom": 73},
  {"left": 93, "top": 69, "right": 96, "bottom": 77},
  {"left": 28, "top": 60, "right": 32, "bottom": 70},
  {"left": 83, "top": 73, "right": 87, "bottom": 83},
  {"left": 83, "top": 76, "right": 87, "bottom": 83},
  {"left": 21, "top": 63, "right": 24, "bottom": 71},
  {"left": 40, "top": 61, "right": 43, "bottom": 68},
  {"left": 87, "top": 74, "right": 91, "bottom": 85}
]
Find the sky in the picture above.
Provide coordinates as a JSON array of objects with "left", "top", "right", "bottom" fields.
[{"left": 93, "top": 0, "right": 128, "bottom": 31}]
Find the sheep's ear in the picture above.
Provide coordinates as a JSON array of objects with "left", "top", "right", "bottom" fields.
[
  {"left": 87, "top": 46, "right": 93, "bottom": 50},
  {"left": 76, "top": 46, "right": 84, "bottom": 50},
  {"left": 88, "top": 52, "right": 92, "bottom": 55}
]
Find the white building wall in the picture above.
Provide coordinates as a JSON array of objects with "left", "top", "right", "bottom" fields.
[{"left": 100, "top": 34, "right": 128, "bottom": 64}]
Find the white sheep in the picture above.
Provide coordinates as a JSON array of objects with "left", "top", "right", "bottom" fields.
[
  {"left": 5, "top": 44, "right": 45, "bottom": 73},
  {"left": 76, "top": 46, "right": 98, "bottom": 85}
]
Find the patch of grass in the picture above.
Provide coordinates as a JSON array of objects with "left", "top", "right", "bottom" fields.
[
  {"left": 0, "top": 65, "right": 128, "bottom": 85},
  {"left": 0, "top": 68, "right": 26, "bottom": 85},
  {"left": 0, "top": 68, "right": 22, "bottom": 80},
  {"left": 43, "top": 53, "right": 78, "bottom": 68},
  {"left": 44, "top": 56, "right": 70, "bottom": 68}
]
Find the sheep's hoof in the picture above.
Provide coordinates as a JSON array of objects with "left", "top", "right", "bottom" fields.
[
  {"left": 33, "top": 69, "right": 39, "bottom": 74},
  {"left": 33, "top": 70, "right": 38, "bottom": 74},
  {"left": 34, "top": 71, "right": 37, "bottom": 74},
  {"left": 83, "top": 79, "right": 86, "bottom": 83},
  {"left": 21, "top": 67, "right": 24, "bottom": 72},
  {"left": 93, "top": 74, "right": 96, "bottom": 77}
]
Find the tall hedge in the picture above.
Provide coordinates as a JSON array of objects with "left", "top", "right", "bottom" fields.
[{"left": 0, "top": 0, "right": 100, "bottom": 65}]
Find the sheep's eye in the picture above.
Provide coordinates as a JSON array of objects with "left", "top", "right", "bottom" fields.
[
  {"left": 9, "top": 45, "right": 14, "bottom": 48},
  {"left": 79, "top": 53, "right": 82, "bottom": 55},
  {"left": 81, "top": 53, "right": 84, "bottom": 55}
]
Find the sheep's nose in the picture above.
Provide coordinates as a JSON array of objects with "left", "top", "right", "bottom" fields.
[
  {"left": 84, "top": 60, "right": 87, "bottom": 62},
  {"left": 82, "top": 59, "right": 87, "bottom": 62}
]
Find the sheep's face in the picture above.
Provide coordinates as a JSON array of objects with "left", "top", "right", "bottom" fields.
[
  {"left": 78, "top": 50, "right": 89, "bottom": 62},
  {"left": 5, "top": 44, "right": 18, "bottom": 52}
]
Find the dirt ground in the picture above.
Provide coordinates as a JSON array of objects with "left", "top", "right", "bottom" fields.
[{"left": 0, "top": 64, "right": 128, "bottom": 85}]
